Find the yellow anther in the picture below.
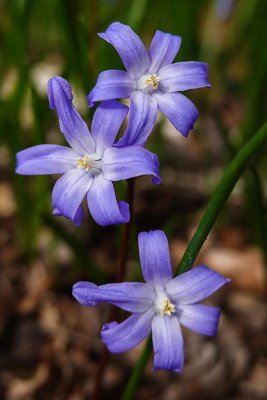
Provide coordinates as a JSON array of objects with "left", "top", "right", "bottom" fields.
[
  {"left": 160, "top": 298, "right": 176, "bottom": 316},
  {"left": 145, "top": 74, "right": 160, "bottom": 90},
  {"left": 76, "top": 155, "right": 92, "bottom": 171}
]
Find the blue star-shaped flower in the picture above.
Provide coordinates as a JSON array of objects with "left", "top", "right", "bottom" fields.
[
  {"left": 73, "top": 230, "right": 230, "bottom": 371},
  {"left": 16, "top": 76, "right": 160, "bottom": 226},
  {"left": 89, "top": 22, "right": 211, "bottom": 146}
]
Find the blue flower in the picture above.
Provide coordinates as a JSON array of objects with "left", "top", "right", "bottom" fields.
[
  {"left": 73, "top": 230, "right": 230, "bottom": 371},
  {"left": 16, "top": 76, "right": 160, "bottom": 226},
  {"left": 88, "top": 22, "right": 211, "bottom": 146}
]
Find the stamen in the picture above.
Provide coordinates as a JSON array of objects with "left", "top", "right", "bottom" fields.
[
  {"left": 160, "top": 298, "right": 176, "bottom": 316},
  {"left": 76, "top": 155, "right": 92, "bottom": 171},
  {"left": 145, "top": 74, "right": 160, "bottom": 90}
]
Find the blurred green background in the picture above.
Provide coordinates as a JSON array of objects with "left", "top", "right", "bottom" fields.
[{"left": 1, "top": 0, "right": 267, "bottom": 398}]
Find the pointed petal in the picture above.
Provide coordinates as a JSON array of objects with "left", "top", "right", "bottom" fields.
[
  {"left": 16, "top": 144, "right": 77, "bottom": 175},
  {"left": 116, "top": 91, "right": 158, "bottom": 147},
  {"left": 102, "top": 146, "right": 160, "bottom": 184},
  {"left": 98, "top": 22, "right": 150, "bottom": 79},
  {"left": 159, "top": 62, "right": 211, "bottom": 92},
  {"left": 138, "top": 230, "right": 172, "bottom": 287},
  {"left": 52, "top": 169, "right": 93, "bottom": 225},
  {"left": 47, "top": 76, "right": 95, "bottom": 154},
  {"left": 101, "top": 308, "right": 154, "bottom": 353},
  {"left": 155, "top": 91, "right": 199, "bottom": 137},
  {"left": 88, "top": 70, "right": 134, "bottom": 107},
  {"left": 166, "top": 265, "right": 230, "bottom": 304},
  {"left": 149, "top": 30, "right": 182, "bottom": 72},
  {"left": 91, "top": 100, "right": 128, "bottom": 154},
  {"left": 72, "top": 281, "right": 154, "bottom": 313},
  {"left": 87, "top": 174, "right": 129, "bottom": 226},
  {"left": 152, "top": 315, "right": 184, "bottom": 372},
  {"left": 177, "top": 304, "right": 221, "bottom": 336}
]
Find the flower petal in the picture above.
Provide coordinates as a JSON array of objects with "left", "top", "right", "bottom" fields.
[
  {"left": 102, "top": 146, "right": 160, "bottom": 184},
  {"left": 98, "top": 22, "right": 150, "bottom": 79},
  {"left": 138, "top": 230, "right": 173, "bottom": 287},
  {"left": 72, "top": 282, "right": 99, "bottom": 306},
  {"left": 47, "top": 76, "right": 95, "bottom": 154},
  {"left": 16, "top": 144, "right": 78, "bottom": 175},
  {"left": 155, "top": 91, "right": 199, "bottom": 137},
  {"left": 149, "top": 30, "right": 182, "bottom": 73},
  {"left": 53, "top": 205, "right": 84, "bottom": 226},
  {"left": 166, "top": 265, "right": 230, "bottom": 304},
  {"left": 72, "top": 281, "right": 154, "bottom": 313},
  {"left": 91, "top": 100, "right": 128, "bottom": 154},
  {"left": 177, "top": 304, "right": 221, "bottom": 336},
  {"left": 101, "top": 307, "right": 154, "bottom": 353},
  {"left": 52, "top": 169, "right": 93, "bottom": 225},
  {"left": 159, "top": 62, "right": 211, "bottom": 92},
  {"left": 116, "top": 91, "right": 158, "bottom": 147},
  {"left": 88, "top": 70, "right": 134, "bottom": 107},
  {"left": 152, "top": 315, "right": 184, "bottom": 372},
  {"left": 87, "top": 174, "right": 129, "bottom": 226}
]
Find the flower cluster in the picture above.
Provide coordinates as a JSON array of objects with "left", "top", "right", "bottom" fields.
[{"left": 16, "top": 22, "right": 229, "bottom": 372}]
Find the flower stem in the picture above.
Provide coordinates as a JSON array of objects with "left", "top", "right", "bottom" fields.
[
  {"left": 121, "top": 336, "right": 152, "bottom": 400},
  {"left": 92, "top": 179, "right": 135, "bottom": 400},
  {"left": 177, "top": 122, "right": 267, "bottom": 275},
  {"left": 117, "top": 179, "right": 135, "bottom": 283},
  {"left": 122, "top": 122, "right": 267, "bottom": 400}
]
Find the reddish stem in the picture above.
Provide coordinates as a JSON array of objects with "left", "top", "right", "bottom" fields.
[{"left": 92, "top": 179, "right": 135, "bottom": 400}]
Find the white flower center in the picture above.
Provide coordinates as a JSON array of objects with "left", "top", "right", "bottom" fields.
[
  {"left": 154, "top": 292, "right": 176, "bottom": 316},
  {"left": 76, "top": 154, "right": 102, "bottom": 173},
  {"left": 138, "top": 73, "right": 160, "bottom": 93}
]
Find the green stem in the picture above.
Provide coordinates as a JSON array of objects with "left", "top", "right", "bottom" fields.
[
  {"left": 177, "top": 122, "right": 267, "bottom": 275},
  {"left": 122, "top": 122, "right": 267, "bottom": 400},
  {"left": 121, "top": 337, "right": 152, "bottom": 400}
]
